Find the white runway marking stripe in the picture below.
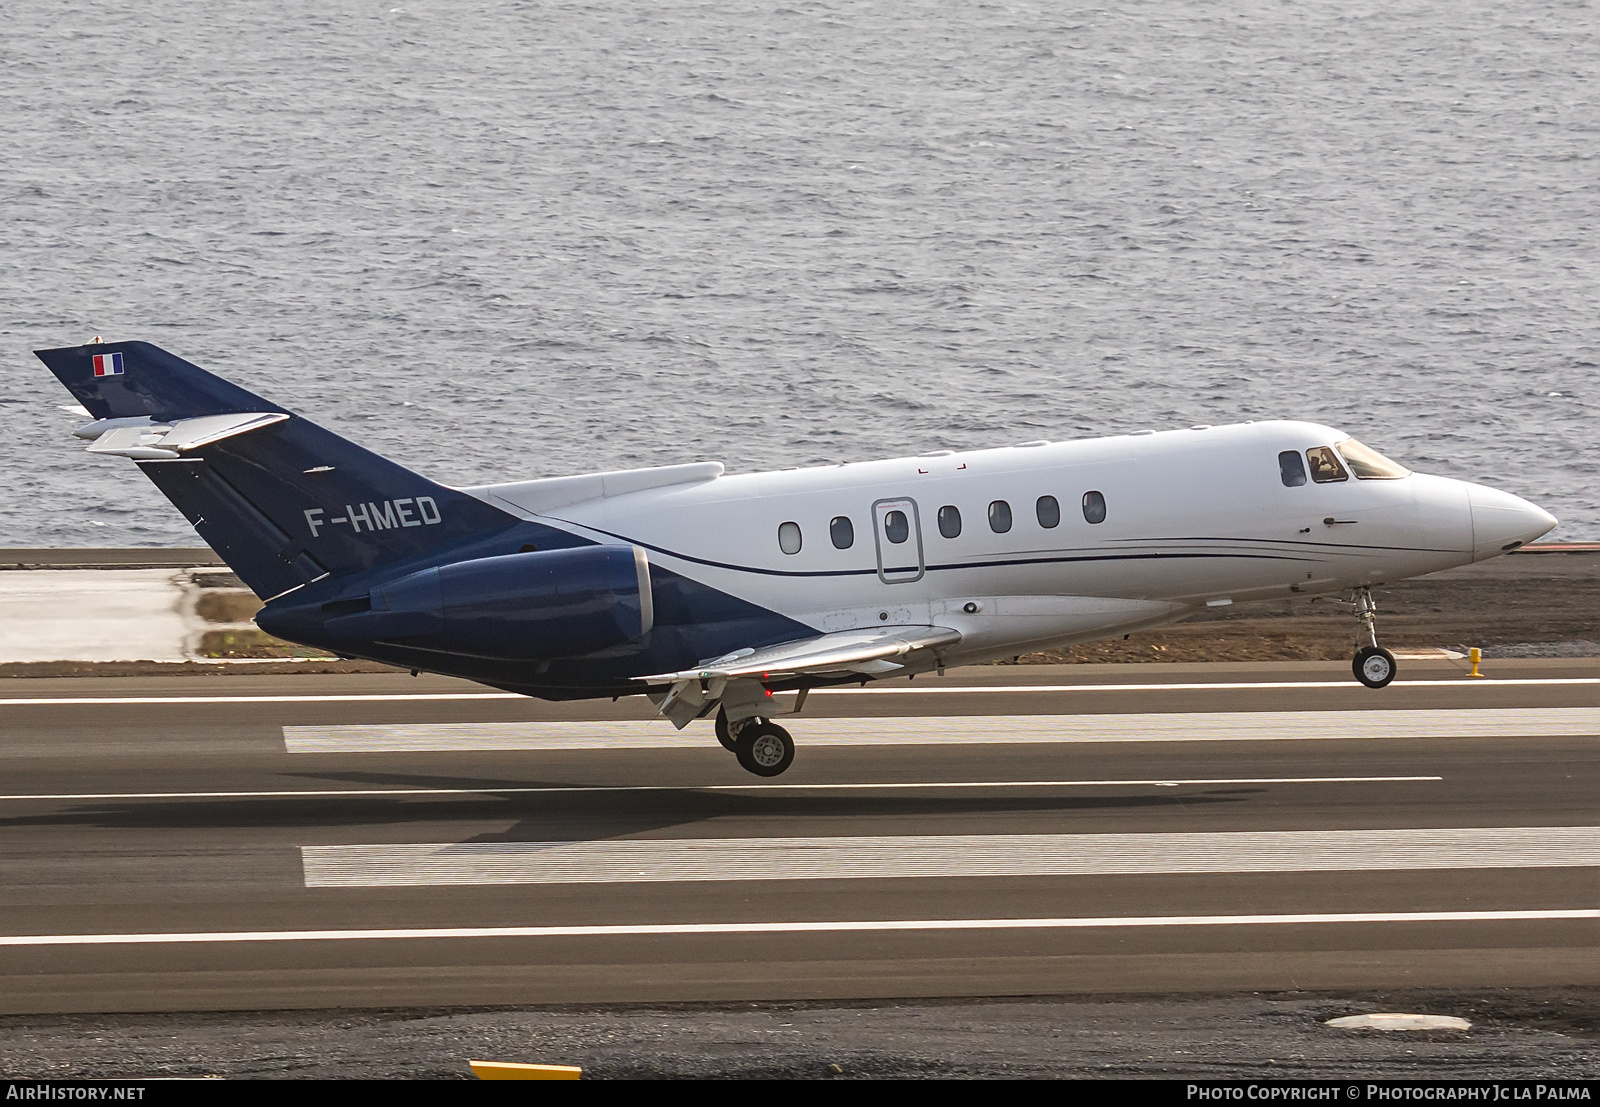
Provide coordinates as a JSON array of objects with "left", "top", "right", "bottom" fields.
[
  {"left": 0, "top": 692, "right": 527, "bottom": 707},
  {"left": 283, "top": 708, "right": 1600, "bottom": 752},
  {"left": 2, "top": 909, "right": 1594, "bottom": 947},
  {"left": 819, "top": 679, "right": 1600, "bottom": 693},
  {"left": 0, "top": 776, "right": 1440, "bottom": 803},
  {"left": 3, "top": 677, "right": 1598, "bottom": 707},
  {"left": 300, "top": 826, "right": 1600, "bottom": 887}
]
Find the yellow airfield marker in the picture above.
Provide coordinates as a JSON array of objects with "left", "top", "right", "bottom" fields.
[
  {"left": 1468, "top": 647, "right": 1484, "bottom": 678},
  {"left": 470, "top": 1060, "right": 582, "bottom": 1080}
]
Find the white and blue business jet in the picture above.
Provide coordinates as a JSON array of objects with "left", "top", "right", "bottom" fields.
[{"left": 39, "top": 341, "right": 1557, "bottom": 776}]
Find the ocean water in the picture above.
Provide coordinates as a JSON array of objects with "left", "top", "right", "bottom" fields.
[{"left": 2, "top": 0, "right": 1595, "bottom": 546}]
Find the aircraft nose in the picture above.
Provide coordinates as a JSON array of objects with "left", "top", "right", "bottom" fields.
[{"left": 1467, "top": 483, "right": 1558, "bottom": 560}]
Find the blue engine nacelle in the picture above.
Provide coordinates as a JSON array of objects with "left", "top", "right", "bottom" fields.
[{"left": 265, "top": 545, "right": 654, "bottom": 660}]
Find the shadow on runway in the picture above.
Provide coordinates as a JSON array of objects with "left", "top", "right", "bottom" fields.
[{"left": 0, "top": 767, "right": 1251, "bottom": 838}]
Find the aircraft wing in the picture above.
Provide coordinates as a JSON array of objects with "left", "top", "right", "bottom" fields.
[{"left": 640, "top": 625, "right": 962, "bottom": 685}]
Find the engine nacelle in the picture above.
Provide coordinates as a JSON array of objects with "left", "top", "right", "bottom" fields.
[{"left": 266, "top": 545, "right": 654, "bottom": 660}]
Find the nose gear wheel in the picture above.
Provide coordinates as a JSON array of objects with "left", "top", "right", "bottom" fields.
[{"left": 1353, "top": 645, "right": 1397, "bottom": 688}]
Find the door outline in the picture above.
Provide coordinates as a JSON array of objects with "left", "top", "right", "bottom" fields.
[{"left": 871, "top": 497, "right": 925, "bottom": 584}]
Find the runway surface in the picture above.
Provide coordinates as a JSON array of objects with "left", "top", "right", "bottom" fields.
[{"left": 0, "top": 659, "right": 1595, "bottom": 1014}]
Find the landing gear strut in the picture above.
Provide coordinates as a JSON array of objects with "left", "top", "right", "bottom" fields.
[
  {"left": 1349, "top": 587, "right": 1396, "bottom": 689},
  {"left": 715, "top": 709, "right": 796, "bottom": 776},
  {"left": 714, "top": 709, "right": 745, "bottom": 752}
]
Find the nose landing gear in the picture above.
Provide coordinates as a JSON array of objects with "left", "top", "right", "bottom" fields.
[
  {"left": 715, "top": 709, "right": 796, "bottom": 776},
  {"left": 1349, "top": 587, "right": 1397, "bottom": 689}
]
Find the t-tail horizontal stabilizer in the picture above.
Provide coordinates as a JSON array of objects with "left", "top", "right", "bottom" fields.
[{"left": 37, "top": 341, "right": 522, "bottom": 600}]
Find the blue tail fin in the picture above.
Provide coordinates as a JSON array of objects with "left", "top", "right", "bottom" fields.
[{"left": 37, "top": 340, "right": 521, "bottom": 599}]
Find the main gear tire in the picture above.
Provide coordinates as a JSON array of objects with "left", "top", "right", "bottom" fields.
[
  {"left": 1353, "top": 645, "right": 1397, "bottom": 689},
  {"left": 715, "top": 710, "right": 765, "bottom": 752},
  {"left": 735, "top": 721, "right": 795, "bottom": 777}
]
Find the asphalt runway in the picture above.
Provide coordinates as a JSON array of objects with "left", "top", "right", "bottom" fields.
[{"left": 0, "top": 659, "right": 1595, "bottom": 1015}]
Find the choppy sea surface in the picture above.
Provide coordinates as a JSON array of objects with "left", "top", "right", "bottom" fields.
[{"left": 2, "top": 0, "right": 1596, "bottom": 547}]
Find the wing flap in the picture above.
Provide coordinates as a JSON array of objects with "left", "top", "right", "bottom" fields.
[{"left": 641, "top": 625, "right": 962, "bottom": 685}]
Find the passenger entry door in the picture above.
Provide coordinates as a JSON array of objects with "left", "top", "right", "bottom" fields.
[{"left": 871, "top": 497, "right": 925, "bottom": 584}]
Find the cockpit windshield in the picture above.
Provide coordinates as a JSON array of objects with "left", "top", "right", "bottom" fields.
[{"left": 1335, "top": 439, "right": 1410, "bottom": 480}]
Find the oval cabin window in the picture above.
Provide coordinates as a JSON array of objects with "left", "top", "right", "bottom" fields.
[
  {"left": 988, "top": 500, "right": 1012, "bottom": 534},
  {"left": 884, "top": 510, "right": 910, "bottom": 544},
  {"left": 830, "top": 515, "right": 854, "bottom": 549},
  {"left": 1036, "top": 495, "right": 1060, "bottom": 528},
  {"left": 778, "top": 521, "right": 802, "bottom": 554},
  {"left": 938, "top": 505, "right": 962, "bottom": 539},
  {"left": 1082, "top": 490, "right": 1107, "bottom": 524}
]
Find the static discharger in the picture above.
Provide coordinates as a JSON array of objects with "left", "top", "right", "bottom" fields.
[
  {"left": 1325, "top": 1014, "right": 1472, "bottom": 1032},
  {"left": 470, "top": 1060, "right": 581, "bottom": 1080}
]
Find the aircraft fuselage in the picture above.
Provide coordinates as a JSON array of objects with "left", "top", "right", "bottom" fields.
[{"left": 442, "top": 419, "right": 1551, "bottom": 678}]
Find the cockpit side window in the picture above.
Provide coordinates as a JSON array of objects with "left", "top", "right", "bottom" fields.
[
  {"left": 1305, "top": 446, "right": 1349, "bottom": 484},
  {"left": 1335, "top": 438, "right": 1410, "bottom": 480},
  {"left": 1278, "top": 450, "right": 1307, "bottom": 487}
]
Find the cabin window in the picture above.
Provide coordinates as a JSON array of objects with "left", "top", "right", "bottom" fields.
[
  {"left": 778, "top": 521, "right": 802, "bottom": 554},
  {"left": 1306, "top": 446, "right": 1349, "bottom": 483},
  {"left": 988, "top": 500, "right": 1012, "bottom": 533},
  {"left": 1336, "top": 438, "right": 1410, "bottom": 480},
  {"left": 1036, "top": 495, "right": 1060, "bottom": 528},
  {"left": 938, "top": 505, "right": 962, "bottom": 538},
  {"left": 1082, "top": 490, "right": 1107, "bottom": 524},
  {"left": 830, "top": 515, "right": 854, "bottom": 549},
  {"left": 883, "top": 509, "right": 910, "bottom": 544},
  {"left": 1278, "top": 450, "right": 1307, "bottom": 487}
]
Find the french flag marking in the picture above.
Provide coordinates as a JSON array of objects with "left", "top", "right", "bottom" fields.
[{"left": 92, "top": 352, "right": 124, "bottom": 377}]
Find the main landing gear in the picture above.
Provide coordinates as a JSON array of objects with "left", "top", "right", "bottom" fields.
[
  {"left": 715, "top": 709, "right": 796, "bottom": 777},
  {"left": 1348, "top": 586, "right": 1397, "bottom": 689}
]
